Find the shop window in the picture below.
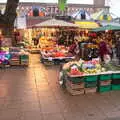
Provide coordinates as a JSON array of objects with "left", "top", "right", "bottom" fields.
[{"left": 33, "top": 8, "right": 39, "bottom": 17}]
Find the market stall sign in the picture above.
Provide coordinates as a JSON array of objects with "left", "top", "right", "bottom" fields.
[{"left": 75, "top": 21, "right": 99, "bottom": 29}]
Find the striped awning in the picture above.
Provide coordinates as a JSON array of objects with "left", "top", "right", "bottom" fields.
[{"left": 34, "top": 19, "right": 79, "bottom": 28}]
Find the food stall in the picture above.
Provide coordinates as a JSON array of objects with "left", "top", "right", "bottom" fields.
[
  {"left": 40, "top": 45, "right": 75, "bottom": 65},
  {"left": 33, "top": 19, "right": 79, "bottom": 65},
  {"left": 59, "top": 58, "right": 120, "bottom": 95},
  {"left": 0, "top": 47, "right": 29, "bottom": 68}
]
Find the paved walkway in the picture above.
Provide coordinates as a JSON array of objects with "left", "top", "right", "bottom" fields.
[{"left": 0, "top": 54, "right": 120, "bottom": 120}]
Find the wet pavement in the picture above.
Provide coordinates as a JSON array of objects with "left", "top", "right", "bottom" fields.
[{"left": 0, "top": 54, "right": 120, "bottom": 120}]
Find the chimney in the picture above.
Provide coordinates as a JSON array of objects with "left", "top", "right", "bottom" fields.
[{"left": 93, "top": 0, "right": 105, "bottom": 7}]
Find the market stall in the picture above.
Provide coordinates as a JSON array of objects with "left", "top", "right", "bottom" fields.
[
  {"left": 0, "top": 47, "right": 29, "bottom": 68},
  {"left": 59, "top": 58, "right": 120, "bottom": 95},
  {"left": 33, "top": 19, "right": 79, "bottom": 65},
  {"left": 40, "top": 45, "right": 75, "bottom": 65}
]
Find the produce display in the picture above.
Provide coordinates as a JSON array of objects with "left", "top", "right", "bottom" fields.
[
  {"left": 60, "top": 58, "right": 120, "bottom": 95},
  {"left": 63, "top": 58, "right": 106, "bottom": 76},
  {"left": 39, "top": 36, "right": 56, "bottom": 49},
  {"left": 0, "top": 47, "right": 29, "bottom": 67},
  {"left": 0, "top": 51, "right": 10, "bottom": 66},
  {"left": 41, "top": 45, "right": 73, "bottom": 58}
]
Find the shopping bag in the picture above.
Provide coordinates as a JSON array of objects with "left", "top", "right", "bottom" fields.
[{"left": 104, "top": 54, "right": 111, "bottom": 64}]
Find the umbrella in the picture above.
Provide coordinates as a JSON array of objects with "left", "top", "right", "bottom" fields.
[
  {"left": 92, "top": 25, "right": 120, "bottom": 32},
  {"left": 33, "top": 19, "right": 79, "bottom": 28}
]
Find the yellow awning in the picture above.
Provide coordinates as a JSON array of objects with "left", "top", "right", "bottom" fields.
[{"left": 75, "top": 21, "right": 99, "bottom": 29}]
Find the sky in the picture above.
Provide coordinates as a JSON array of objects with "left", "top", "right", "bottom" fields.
[{"left": 0, "top": 0, "right": 120, "bottom": 17}]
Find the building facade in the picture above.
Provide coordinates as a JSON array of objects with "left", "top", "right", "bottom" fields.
[
  {"left": 0, "top": 1, "right": 109, "bottom": 27},
  {"left": 0, "top": 1, "right": 109, "bottom": 16}
]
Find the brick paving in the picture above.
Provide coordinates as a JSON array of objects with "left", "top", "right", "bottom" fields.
[{"left": 0, "top": 54, "right": 120, "bottom": 120}]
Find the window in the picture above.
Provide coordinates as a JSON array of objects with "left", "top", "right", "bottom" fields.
[{"left": 33, "top": 8, "right": 39, "bottom": 16}]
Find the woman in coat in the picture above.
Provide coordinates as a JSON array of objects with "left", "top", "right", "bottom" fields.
[{"left": 99, "top": 38, "right": 108, "bottom": 62}]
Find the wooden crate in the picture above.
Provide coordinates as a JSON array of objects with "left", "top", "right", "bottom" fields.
[
  {"left": 21, "top": 60, "right": 29, "bottom": 66},
  {"left": 85, "top": 87, "right": 97, "bottom": 94},
  {"left": 66, "top": 80, "right": 84, "bottom": 89},
  {"left": 66, "top": 85, "right": 84, "bottom": 95},
  {"left": 99, "top": 80, "right": 111, "bottom": 86},
  {"left": 10, "top": 60, "right": 20, "bottom": 66}
]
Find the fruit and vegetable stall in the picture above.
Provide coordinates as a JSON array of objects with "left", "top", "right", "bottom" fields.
[
  {"left": 0, "top": 47, "right": 29, "bottom": 68},
  {"left": 59, "top": 58, "right": 120, "bottom": 95},
  {"left": 40, "top": 45, "right": 75, "bottom": 65}
]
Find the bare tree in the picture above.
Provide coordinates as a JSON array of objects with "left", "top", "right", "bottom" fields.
[{"left": 0, "top": 0, "right": 19, "bottom": 46}]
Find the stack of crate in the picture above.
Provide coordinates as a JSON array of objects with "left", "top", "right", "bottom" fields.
[
  {"left": 66, "top": 76, "right": 85, "bottom": 95},
  {"left": 84, "top": 75, "right": 98, "bottom": 94},
  {"left": 112, "top": 73, "right": 120, "bottom": 90},
  {"left": 20, "top": 55, "right": 29, "bottom": 66},
  {"left": 98, "top": 74, "right": 112, "bottom": 93}
]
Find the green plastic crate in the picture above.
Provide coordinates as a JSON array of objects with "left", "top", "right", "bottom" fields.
[
  {"left": 98, "top": 85, "right": 111, "bottom": 93},
  {"left": 112, "top": 85, "right": 120, "bottom": 91},
  {"left": 85, "top": 81, "right": 97, "bottom": 88},
  {"left": 112, "top": 74, "right": 120, "bottom": 79},
  {"left": 99, "top": 74, "right": 112, "bottom": 81},
  {"left": 68, "top": 76, "right": 84, "bottom": 84},
  {"left": 85, "top": 75, "right": 98, "bottom": 82},
  {"left": 20, "top": 55, "right": 29, "bottom": 60}
]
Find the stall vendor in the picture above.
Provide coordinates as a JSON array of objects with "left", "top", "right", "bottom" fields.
[{"left": 68, "top": 40, "right": 80, "bottom": 60}]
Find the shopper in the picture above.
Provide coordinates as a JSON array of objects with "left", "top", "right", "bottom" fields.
[
  {"left": 98, "top": 38, "right": 109, "bottom": 62},
  {"left": 68, "top": 40, "right": 76, "bottom": 55},
  {"left": 69, "top": 39, "right": 80, "bottom": 60},
  {"left": 116, "top": 38, "right": 120, "bottom": 65},
  {"left": 106, "top": 41, "right": 113, "bottom": 60}
]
